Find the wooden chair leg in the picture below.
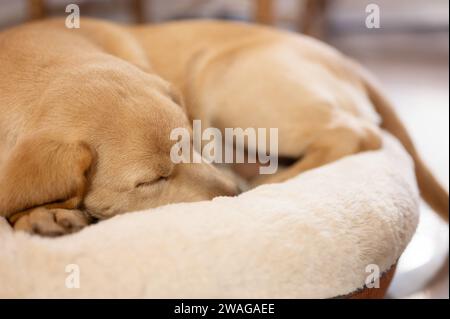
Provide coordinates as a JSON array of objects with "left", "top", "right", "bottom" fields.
[
  {"left": 29, "top": 0, "right": 46, "bottom": 20},
  {"left": 132, "top": 0, "right": 147, "bottom": 24},
  {"left": 300, "top": 0, "right": 329, "bottom": 38},
  {"left": 254, "top": 0, "right": 275, "bottom": 25}
]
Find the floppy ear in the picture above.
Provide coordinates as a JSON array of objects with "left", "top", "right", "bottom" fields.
[{"left": 0, "top": 134, "right": 95, "bottom": 219}]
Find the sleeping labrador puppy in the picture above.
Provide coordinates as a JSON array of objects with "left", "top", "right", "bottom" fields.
[
  {"left": 0, "top": 19, "right": 238, "bottom": 236},
  {"left": 0, "top": 18, "right": 447, "bottom": 236}
]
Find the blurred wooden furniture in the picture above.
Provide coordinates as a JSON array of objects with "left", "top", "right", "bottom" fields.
[
  {"left": 254, "top": 0, "right": 275, "bottom": 25},
  {"left": 300, "top": 0, "right": 329, "bottom": 37},
  {"left": 29, "top": 0, "right": 329, "bottom": 36},
  {"left": 254, "top": 0, "right": 329, "bottom": 37},
  {"left": 132, "top": 0, "right": 146, "bottom": 24},
  {"left": 29, "top": 0, "right": 46, "bottom": 20},
  {"left": 28, "top": 0, "right": 147, "bottom": 23}
]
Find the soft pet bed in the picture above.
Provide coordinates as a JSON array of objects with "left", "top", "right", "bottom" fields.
[{"left": 0, "top": 134, "right": 419, "bottom": 298}]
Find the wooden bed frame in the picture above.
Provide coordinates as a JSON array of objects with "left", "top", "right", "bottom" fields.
[{"left": 343, "top": 265, "right": 396, "bottom": 299}]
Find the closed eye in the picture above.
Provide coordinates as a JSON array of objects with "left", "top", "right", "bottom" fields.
[{"left": 135, "top": 176, "right": 168, "bottom": 188}]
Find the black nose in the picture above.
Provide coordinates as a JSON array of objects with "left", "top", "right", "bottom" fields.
[
  {"left": 223, "top": 184, "right": 240, "bottom": 197},
  {"left": 214, "top": 180, "right": 241, "bottom": 198},
  {"left": 228, "top": 182, "right": 245, "bottom": 196}
]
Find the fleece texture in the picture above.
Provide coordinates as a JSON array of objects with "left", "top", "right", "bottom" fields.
[{"left": 0, "top": 134, "right": 419, "bottom": 298}]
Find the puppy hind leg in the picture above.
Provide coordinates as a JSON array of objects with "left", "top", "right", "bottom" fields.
[
  {"left": 252, "top": 125, "right": 381, "bottom": 185},
  {"left": 252, "top": 146, "right": 337, "bottom": 185}
]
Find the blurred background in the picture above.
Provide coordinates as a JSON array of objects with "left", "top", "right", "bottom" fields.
[{"left": 0, "top": 0, "right": 448, "bottom": 299}]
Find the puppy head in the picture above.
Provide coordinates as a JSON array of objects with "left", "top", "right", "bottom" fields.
[
  {"left": 82, "top": 78, "right": 238, "bottom": 217},
  {"left": 0, "top": 63, "right": 238, "bottom": 220}
]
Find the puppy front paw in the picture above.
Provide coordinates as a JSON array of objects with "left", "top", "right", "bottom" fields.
[{"left": 12, "top": 208, "right": 90, "bottom": 237}]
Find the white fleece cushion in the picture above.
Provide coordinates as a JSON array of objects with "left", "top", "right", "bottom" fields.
[{"left": 0, "top": 134, "right": 419, "bottom": 298}]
